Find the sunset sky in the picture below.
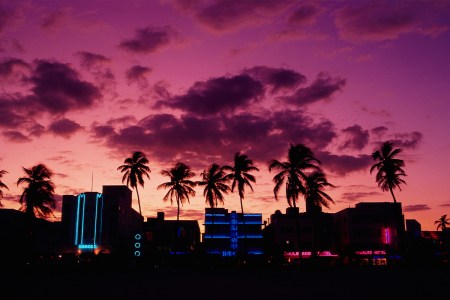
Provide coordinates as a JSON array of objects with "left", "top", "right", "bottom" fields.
[{"left": 1, "top": 0, "right": 449, "bottom": 232}]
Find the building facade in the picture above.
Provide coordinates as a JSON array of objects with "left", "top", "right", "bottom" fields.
[
  {"left": 61, "top": 185, "right": 143, "bottom": 258},
  {"left": 203, "top": 208, "right": 263, "bottom": 257}
]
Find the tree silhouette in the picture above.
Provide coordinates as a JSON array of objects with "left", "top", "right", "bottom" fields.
[
  {"left": 223, "top": 152, "right": 259, "bottom": 254},
  {"left": 435, "top": 215, "right": 450, "bottom": 231},
  {"left": 304, "top": 170, "right": 335, "bottom": 258},
  {"left": 0, "top": 169, "right": 8, "bottom": 207},
  {"left": 370, "top": 141, "right": 406, "bottom": 203},
  {"left": 117, "top": 151, "right": 151, "bottom": 217},
  {"left": 17, "top": 164, "right": 56, "bottom": 219},
  {"left": 268, "top": 143, "right": 321, "bottom": 257},
  {"left": 157, "top": 162, "right": 196, "bottom": 223},
  {"left": 268, "top": 143, "right": 321, "bottom": 209},
  {"left": 197, "top": 163, "right": 231, "bottom": 240},
  {"left": 197, "top": 163, "right": 230, "bottom": 209}
]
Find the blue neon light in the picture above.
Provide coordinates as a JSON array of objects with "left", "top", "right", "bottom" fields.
[
  {"left": 99, "top": 194, "right": 103, "bottom": 242},
  {"left": 238, "top": 234, "right": 263, "bottom": 238},
  {"left": 247, "top": 251, "right": 263, "bottom": 255},
  {"left": 134, "top": 242, "right": 141, "bottom": 249},
  {"left": 243, "top": 214, "right": 262, "bottom": 217},
  {"left": 230, "top": 211, "right": 238, "bottom": 251},
  {"left": 205, "top": 214, "right": 225, "bottom": 217},
  {"left": 204, "top": 221, "right": 262, "bottom": 225},
  {"left": 81, "top": 194, "right": 86, "bottom": 245},
  {"left": 134, "top": 250, "right": 141, "bottom": 257},
  {"left": 203, "top": 234, "right": 230, "bottom": 238},
  {"left": 78, "top": 244, "right": 97, "bottom": 249},
  {"left": 75, "top": 195, "right": 81, "bottom": 245},
  {"left": 94, "top": 194, "right": 99, "bottom": 244},
  {"left": 135, "top": 233, "right": 142, "bottom": 240}
]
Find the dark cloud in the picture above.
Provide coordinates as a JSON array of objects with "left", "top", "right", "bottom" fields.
[
  {"left": 31, "top": 59, "right": 102, "bottom": 114},
  {"left": 438, "top": 203, "right": 450, "bottom": 207},
  {"left": 126, "top": 65, "right": 152, "bottom": 88},
  {"left": 156, "top": 74, "right": 264, "bottom": 115},
  {"left": 371, "top": 126, "right": 388, "bottom": 137},
  {"left": 0, "top": 57, "right": 30, "bottom": 80},
  {"left": 119, "top": 26, "right": 178, "bottom": 54},
  {"left": 2, "top": 130, "right": 31, "bottom": 143},
  {"left": 244, "top": 66, "right": 306, "bottom": 93},
  {"left": 284, "top": 72, "right": 345, "bottom": 106},
  {"left": 317, "top": 151, "right": 373, "bottom": 176},
  {"left": 179, "top": 0, "right": 294, "bottom": 34},
  {"left": 403, "top": 204, "right": 431, "bottom": 212},
  {"left": 75, "top": 51, "right": 111, "bottom": 70},
  {"left": 40, "top": 9, "right": 67, "bottom": 31},
  {"left": 339, "top": 124, "right": 369, "bottom": 151},
  {"left": 48, "top": 118, "right": 83, "bottom": 138},
  {"left": 390, "top": 131, "right": 423, "bottom": 149},
  {"left": 340, "top": 191, "right": 381, "bottom": 202},
  {"left": 0, "top": 102, "right": 27, "bottom": 128},
  {"left": 287, "top": 4, "right": 321, "bottom": 27},
  {"left": 334, "top": 1, "right": 447, "bottom": 42},
  {"left": 28, "top": 123, "right": 45, "bottom": 137}
]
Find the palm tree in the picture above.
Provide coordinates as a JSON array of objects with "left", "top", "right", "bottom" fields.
[
  {"left": 157, "top": 162, "right": 196, "bottom": 223},
  {"left": 370, "top": 141, "right": 406, "bottom": 203},
  {"left": 197, "top": 163, "right": 230, "bottom": 209},
  {"left": 304, "top": 170, "right": 335, "bottom": 258},
  {"left": 223, "top": 152, "right": 259, "bottom": 254},
  {"left": 197, "top": 163, "right": 231, "bottom": 241},
  {"left": 117, "top": 151, "right": 151, "bottom": 217},
  {"left": 268, "top": 143, "right": 321, "bottom": 258},
  {"left": 17, "top": 163, "right": 56, "bottom": 218},
  {"left": 435, "top": 215, "right": 450, "bottom": 231},
  {"left": 0, "top": 169, "right": 9, "bottom": 207}
]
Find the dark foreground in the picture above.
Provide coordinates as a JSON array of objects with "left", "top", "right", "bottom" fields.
[{"left": 3, "top": 263, "right": 449, "bottom": 299}]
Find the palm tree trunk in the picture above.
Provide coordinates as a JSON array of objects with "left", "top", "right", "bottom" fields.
[
  {"left": 240, "top": 196, "right": 247, "bottom": 257},
  {"left": 135, "top": 187, "right": 142, "bottom": 216},
  {"left": 389, "top": 187, "right": 397, "bottom": 203}
]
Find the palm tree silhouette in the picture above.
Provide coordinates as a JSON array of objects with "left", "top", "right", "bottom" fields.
[
  {"left": 268, "top": 143, "right": 321, "bottom": 209},
  {"left": 268, "top": 143, "right": 321, "bottom": 258},
  {"left": 197, "top": 163, "right": 231, "bottom": 240},
  {"left": 197, "top": 163, "right": 230, "bottom": 209},
  {"left": 435, "top": 215, "right": 450, "bottom": 231},
  {"left": 17, "top": 164, "right": 56, "bottom": 218},
  {"left": 117, "top": 151, "right": 151, "bottom": 217},
  {"left": 370, "top": 141, "right": 406, "bottom": 203},
  {"left": 304, "top": 170, "right": 335, "bottom": 258},
  {"left": 223, "top": 152, "right": 259, "bottom": 254},
  {"left": 157, "top": 162, "right": 196, "bottom": 223},
  {"left": 0, "top": 169, "right": 9, "bottom": 207}
]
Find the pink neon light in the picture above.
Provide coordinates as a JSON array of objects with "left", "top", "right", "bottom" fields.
[
  {"left": 384, "top": 228, "right": 391, "bottom": 244},
  {"left": 283, "top": 251, "right": 338, "bottom": 258},
  {"left": 355, "top": 250, "right": 386, "bottom": 255}
]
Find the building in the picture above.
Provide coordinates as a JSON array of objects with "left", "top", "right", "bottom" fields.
[
  {"left": 143, "top": 211, "right": 200, "bottom": 255},
  {"left": 263, "top": 207, "right": 336, "bottom": 264},
  {"left": 202, "top": 208, "right": 263, "bottom": 258},
  {"left": 61, "top": 185, "right": 143, "bottom": 259},
  {"left": 333, "top": 202, "right": 405, "bottom": 265}
]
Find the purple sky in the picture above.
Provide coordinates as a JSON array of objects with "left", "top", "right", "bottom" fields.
[{"left": 0, "top": 0, "right": 449, "bottom": 231}]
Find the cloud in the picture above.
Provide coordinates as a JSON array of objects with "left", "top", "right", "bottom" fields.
[
  {"left": 287, "top": 3, "right": 321, "bottom": 27},
  {"left": 156, "top": 74, "right": 264, "bottom": 115},
  {"left": 126, "top": 65, "right": 152, "bottom": 88},
  {"left": 0, "top": 57, "right": 30, "bottom": 81},
  {"left": 284, "top": 72, "right": 346, "bottom": 106},
  {"left": 31, "top": 59, "right": 102, "bottom": 114},
  {"left": 403, "top": 204, "right": 431, "bottom": 212},
  {"left": 317, "top": 151, "right": 373, "bottom": 176},
  {"left": 40, "top": 9, "right": 68, "bottom": 31},
  {"left": 75, "top": 51, "right": 111, "bottom": 70},
  {"left": 48, "top": 118, "right": 83, "bottom": 138},
  {"left": 334, "top": 1, "right": 448, "bottom": 42},
  {"left": 438, "top": 203, "right": 450, "bottom": 207},
  {"left": 390, "top": 131, "right": 423, "bottom": 149},
  {"left": 340, "top": 191, "right": 381, "bottom": 202},
  {"left": 244, "top": 66, "right": 306, "bottom": 93},
  {"left": 2, "top": 130, "right": 31, "bottom": 143},
  {"left": 173, "top": 0, "right": 294, "bottom": 34},
  {"left": 119, "top": 25, "right": 178, "bottom": 54},
  {"left": 339, "top": 124, "right": 369, "bottom": 151},
  {"left": 370, "top": 126, "right": 388, "bottom": 138}
]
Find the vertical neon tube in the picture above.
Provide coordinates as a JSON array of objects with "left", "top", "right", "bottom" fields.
[
  {"left": 75, "top": 195, "right": 81, "bottom": 245},
  {"left": 81, "top": 194, "right": 86, "bottom": 245},
  {"left": 94, "top": 193, "right": 99, "bottom": 245}
]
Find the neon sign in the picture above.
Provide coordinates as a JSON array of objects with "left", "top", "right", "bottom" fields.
[
  {"left": 78, "top": 244, "right": 97, "bottom": 249},
  {"left": 355, "top": 250, "right": 386, "bottom": 255},
  {"left": 284, "top": 251, "right": 338, "bottom": 258}
]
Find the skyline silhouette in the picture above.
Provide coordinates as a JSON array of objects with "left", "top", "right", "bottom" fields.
[{"left": 0, "top": 1, "right": 450, "bottom": 231}]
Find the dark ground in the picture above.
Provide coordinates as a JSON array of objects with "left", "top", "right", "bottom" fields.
[{"left": 2, "top": 262, "right": 449, "bottom": 300}]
